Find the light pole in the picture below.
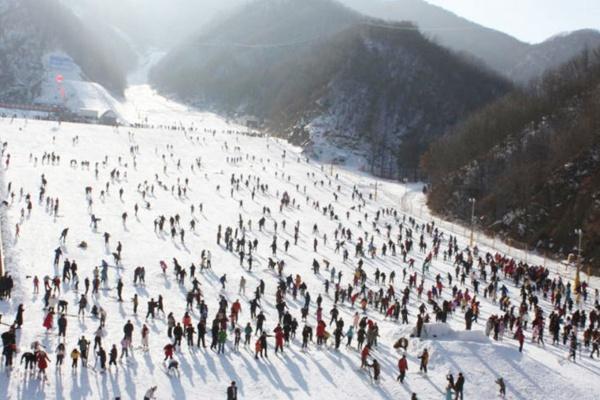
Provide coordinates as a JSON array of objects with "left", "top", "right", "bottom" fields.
[
  {"left": 574, "top": 228, "right": 583, "bottom": 297},
  {"left": 468, "top": 198, "right": 476, "bottom": 248},
  {"left": 575, "top": 228, "right": 583, "bottom": 262}
]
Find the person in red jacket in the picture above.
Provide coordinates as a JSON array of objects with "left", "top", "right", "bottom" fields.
[
  {"left": 182, "top": 312, "right": 192, "bottom": 328},
  {"left": 254, "top": 338, "right": 263, "bottom": 359},
  {"left": 163, "top": 343, "right": 174, "bottom": 361},
  {"left": 43, "top": 310, "right": 54, "bottom": 331},
  {"left": 386, "top": 304, "right": 395, "bottom": 319},
  {"left": 515, "top": 327, "right": 525, "bottom": 352},
  {"left": 274, "top": 325, "right": 284, "bottom": 353},
  {"left": 37, "top": 351, "right": 50, "bottom": 380},
  {"left": 361, "top": 344, "right": 371, "bottom": 368},
  {"left": 316, "top": 320, "right": 326, "bottom": 345},
  {"left": 231, "top": 300, "right": 242, "bottom": 325},
  {"left": 397, "top": 354, "right": 409, "bottom": 383}
]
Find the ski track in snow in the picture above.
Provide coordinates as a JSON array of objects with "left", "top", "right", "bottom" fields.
[{"left": 0, "top": 86, "right": 598, "bottom": 400}]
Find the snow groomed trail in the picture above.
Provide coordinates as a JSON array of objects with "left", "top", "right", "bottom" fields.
[{"left": 0, "top": 86, "right": 598, "bottom": 400}]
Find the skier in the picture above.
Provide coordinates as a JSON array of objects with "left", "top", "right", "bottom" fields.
[
  {"left": 71, "top": 348, "right": 80, "bottom": 369},
  {"left": 96, "top": 346, "right": 107, "bottom": 371},
  {"left": 454, "top": 372, "right": 465, "bottom": 400},
  {"left": 369, "top": 359, "right": 381, "bottom": 382},
  {"left": 397, "top": 354, "right": 408, "bottom": 383},
  {"left": 144, "top": 386, "right": 158, "bottom": 400},
  {"left": 361, "top": 344, "right": 370, "bottom": 368},
  {"left": 418, "top": 348, "right": 429, "bottom": 374},
  {"left": 495, "top": 377, "right": 506, "bottom": 398},
  {"left": 227, "top": 381, "right": 238, "bottom": 400},
  {"left": 36, "top": 351, "right": 50, "bottom": 380}
]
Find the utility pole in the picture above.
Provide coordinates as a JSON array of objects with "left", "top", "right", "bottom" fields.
[
  {"left": 574, "top": 228, "right": 583, "bottom": 294},
  {"left": 469, "top": 198, "right": 476, "bottom": 248},
  {"left": 374, "top": 182, "right": 378, "bottom": 201}
]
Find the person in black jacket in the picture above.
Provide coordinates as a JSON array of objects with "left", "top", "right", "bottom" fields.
[
  {"left": 454, "top": 372, "right": 465, "bottom": 400},
  {"left": 97, "top": 346, "right": 107, "bottom": 371},
  {"left": 173, "top": 323, "right": 183, "bottom": 348},
  {"left": 465, "top": 308, "right": 474, "bottom": 330},
  {"left": 227, "top": 381, "right": 237, "bottom": 400},
  {"left": 123, "top": 320, "right": 134, "bottom": 341},
  {"left": 109, "top": 345, "right": 118, "bottom": 368},
  {"left": 58, "top": 314, "right": 67, "bottom": 338},
  {"left": 197, "top": 320, "right": 207, "bottom": 348}
]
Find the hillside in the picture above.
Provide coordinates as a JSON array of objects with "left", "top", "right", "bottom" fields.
[
  {"left": 422, "top": 48, "right": 600, "bottom": 272},
  {"left": 0, "top": 0, "right": 136, "bottom": 103},
  {"left": 151, "top": 0, "right": 510, "bottom": 176},
  {"left": 150, "top": 0, "right": 362, "bottom": 102},
  {"left": 340, "top": 0, "right": 600, "bottom": 84}
]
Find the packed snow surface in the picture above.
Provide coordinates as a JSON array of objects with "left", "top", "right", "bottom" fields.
[{"left": 0, "top": 86, "right": 598, "bottom": 400}]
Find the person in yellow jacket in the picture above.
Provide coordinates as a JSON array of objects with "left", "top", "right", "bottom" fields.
[{"left": 70, "top": 348, "right": 80, "bottom": 369}]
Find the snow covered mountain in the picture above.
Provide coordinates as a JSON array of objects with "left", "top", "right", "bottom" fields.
[
  {"left": 0, "top": 0, "right": 137, "bottom": 104},
  {"left": 151, "top": 0, "right": 511, "bottom": 176},
  {"left": 422, "top": 48, "right": 600, "bottom": 271},
  {"left": 339, "top": 0, "right": 600, "bottom": 84}
]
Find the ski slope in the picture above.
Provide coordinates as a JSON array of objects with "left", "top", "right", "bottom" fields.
[{"left": 0, "top": 87, "right": 598, "bottom": 400}]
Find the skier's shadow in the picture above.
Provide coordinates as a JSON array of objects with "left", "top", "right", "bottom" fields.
[
  {"left": 135, "top": 286, "right": 149, "bottom": 297},
  {"left": 175, "top": 354, "right": 194, "bottom": 385},
  {"left": 201, "top": 350, "right": 219, "bottom": 379},
  {"left": 189, "top": 350, "right": 207, "bottom": 382},
  {"left": 255, "top": 359, "right": 296, "bottom": 399},
  {"left": 167, "top": 370, "right": 187, "bottom": 399},
  {"left": 280, "top": 350, "right": 309, "bottom": 394},
  {"left": 123, "top": 359, "right": 138, "bottom": 399},
  {"left": 108, "top": 370, "right": 121, "bottom": 399},
  {"left": 239, "top": 352, "right": 260, "bottom": 381},
  {"left": 78, "top": 366, "right": 92, "bottom": 397}
]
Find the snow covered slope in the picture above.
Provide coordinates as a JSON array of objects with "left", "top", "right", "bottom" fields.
[
  {"left": 35, "top": 53, "right": 124, "bottom": 120},
  {"left": 0, "top": 88, "right": 598, "bottom": 400},
  {"left": 0, "top": 0, "right": 135, "bottom": 104}
]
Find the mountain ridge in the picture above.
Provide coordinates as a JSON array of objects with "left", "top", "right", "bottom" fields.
[
  {"left": 151, "top": 0, "right": 511, "bottom": 176},
  {"left": 340, "top": 0, "right": 600, "bottom": 83}
]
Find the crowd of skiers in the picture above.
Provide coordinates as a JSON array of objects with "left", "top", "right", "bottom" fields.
[
  {"left": 0, "top": 273, "right": 14, "bottom": 300},
  {"left": 0, "top": 125, "right": 598, "bottom": 400}
]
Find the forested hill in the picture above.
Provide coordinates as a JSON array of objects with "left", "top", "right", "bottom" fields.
[{"left": 422, "top": 48, "right": 600, "bottom": 271}]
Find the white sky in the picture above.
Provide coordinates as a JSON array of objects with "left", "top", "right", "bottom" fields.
[{"left": 425, "top": 0, "right": 600, "bottom": 43}]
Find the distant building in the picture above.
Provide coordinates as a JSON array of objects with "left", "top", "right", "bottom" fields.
[
  {"left": 78, "top": 109, "right": 98, "bottom": 120},
  {"left": 100, "top": 110, "right": 118, "bottom": 125}
]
